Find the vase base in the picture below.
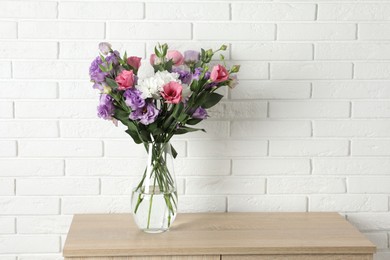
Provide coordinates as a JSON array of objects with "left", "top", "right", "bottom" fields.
[{"left": 142, "top": 228, "right": 169, "bottom": 234}]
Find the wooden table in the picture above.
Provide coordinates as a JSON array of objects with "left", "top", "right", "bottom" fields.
[{"left": 63, "top": 212, "right": 375, "bottom": 260}]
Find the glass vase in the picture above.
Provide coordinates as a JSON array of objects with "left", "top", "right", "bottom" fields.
[{"left": 131, "top": 141, "right": 178, "bottom": 233}]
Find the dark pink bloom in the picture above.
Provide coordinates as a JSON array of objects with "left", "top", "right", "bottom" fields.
[
  {"left": 210, "top": 65, "right": 229, "bottom": 83},
  {"left": 127, "top": 56, "right": 142, "bottom": 69},
  {"left": 161, "top": 82, "right": 183, "bottom": 104},
  {"left": 166, "top": 50, "right": 184, "bottom": 66},
  {"left": 115, "top": 70, "right": 135, "bottom": 90}
]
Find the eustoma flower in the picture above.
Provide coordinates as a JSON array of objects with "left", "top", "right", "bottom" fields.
[
  {"left": 89, "top": 56, "right": 108, "bottom": 83},
  {"left": 166, "top": 50, "right": 184, "bottom": 66},
  {"left": 129, "top": 102, "right": 159, "bottom": 125},
  {"left": 161, "top": 82, "right": 183, "bottom": 104},
  {"left": 124, "top": 88, "right": 145, "bottom": 110},
  {"left": 116, "top": 70, "right": 135, "bottom": 90},
  {"left": 127, "top": 56, "right": 142, "bottom": 70},
  {"left": 210, "top": 64, "right": 229, "bottom": 83},
  {"left": 184, "top": 50, "right": 200, "bottom": 64},
  {"left": 97, "top": 94, "right": 115, "bottom": 120}
]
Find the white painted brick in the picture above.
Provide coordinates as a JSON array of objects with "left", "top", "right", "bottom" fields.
[
  {"left": 209, "top": 101, "right": 267, "bottom": 120},
  {"left": 269, "top": 101, "right": 350, "bottom": 118},
  {"left": 19, "top": 140, "right": 102, "bottom": 158},
  {"left": 66, "top": 158, "right": 144, "bottom": 176},
  {"left": 62, "top": 196, "right": 130, "bottom": 214},
  {"left": 17, "top": 255, "right": 62, "bottom": 260},
  {"left": 0, "top": 1, "right": 57, "bottom": 18},
  {"left": 232, "top": 3, "right": 315, "bottom": 21},
  {"left": 347, "top": 213, "right": 390, "bottom": 231},
  {"left": 310, "top": 195, "right": 388, "bottom": 212},
  {"left": 17, "top": 178, "right": 99, "bottom": 195},
  {"left": 147, "top": 3, "right": 229, "bottom": 20},
  {"left": 0, "top": 41, "right": 57, "bottom": 59},
  {"left": 176, "top": 158, "right": 231, "bottom": 176},
  {"left": 232, "top": 43, "right": 312, "bottom": 61},
  {"left": 349, "top": 177, "right": 390, "bottom": 194},
  {"left": 271, "top": 62, "right": 353, "bottom": 80},
  {"left": 194, "top": 23, "right": 275, "bottom": 41},
  {"left": 316, "top": 43, "right": 390, "bottom": 60},
  {"left": 188, "top": 140, "right": 267, "bottom": 157},
  {"left": 59, "top": 2, "right": 143, "bottom": 19},
  {"left": 60, "top": 41, "right": 145, "bottom": 60},
  {"left": 176, "top": 121, "right": 229, "bottom": 139},
  {"left": 353, "top": 101, "right": 390, "bottom": 118},
  {"left": 353, "top": 140, "right": 390, "bottom": 156},
  {"left": 314, "top": 120, "right": 390, "bottom": 137},
  {"left": 15, "top": 101, "right": 96, "bottom": 119},
  {"left": 318, "top": 3, "right": 390, "bottom": 21},
  {"left": 0, "top": 141, "right": 16, "bottom": 157},
  {"left": 178, "top": 196, "right": 226, "bottom": 213},
  {"left": 0, "top": 120, "right": 58, "bottom": 138},
  {"left": 313, "top": 158, "right": 390, "bottom": 175},
  {"left": 278, "top": 24, "right": 356, "bottom": 41},
  {"left": 359, "top": 23, "right": 390, "bottom": 40},
  {"left": 186, "top": 177, "right": 265, "bottom": 195},
  {"left": 231, "top": 81, "right": 311, "bottom": 100},
  {"left": 0, "top": 101, "right": 13, "bottom": 118},
  {"left": 19, "top": 21, "right": 104, "bottom": 39},
  {"left": 231, "top": 121, "right": 312, "bottom": 138},
  {"left": 0, "top": 236, "right": 59, "bottom": 253},
  {"left": 101, "top": 177, "right": 185, "bottom": 195},
  {"left": 0, "top": 197, "right": 59, "bottom": 215},
  {"left": 60, "top": 120, "right": 127, "bottom": 138},
  {"left": 270, "top": 140, "right": 349, "bottom": 157},
  {"left": 17, "top": 216, "right": 72, "bottom": 234},
  {"left": 312, "top": 81, "right": 390, "bottom": 99},
  {"left": 104, "top": 140, "right": 186, "bottom": 158},
  {"left": 234, "top": 61, "right": 268, "bottom": 80},
  {"left": 13, "top": 61, "right": 89, "bottom": 80},
  {"left": 374, "top": 252, "right": 390, "bottom": 260},
  {"left": 59, "top": 81, "right": 95, "bottom": 99},
  {"left": 363, "top": 232, "right": 388, "bottom": 249},
  {"left": 108, "top": 22, "right": 191, "bottom": 40},
  {"left": 0, "top": 179, "right": 14, "bottom": 196},
  {"left": 0, "top": 256, "right": 15, "bottom": 260},
  {"left": 0, "top": 82, "right": 57, "bottom": 99},
  {"left": 0, "top": 62, "right": 11, "bottom": 78},
  {"left": 228, "top": 195, "right": 307, "bottom": 212},
  {"left": 355, "top": 63, "right": 390, "bottom": 80},
  {"left": 268, "top": 177, "right": 346, "bottom": 194},
  {"left": 0, "top": 21, "right": 17, "bottom": 39},
  {"left": 0, "top": 218, "right": 14, "bottom": 234},
  {"left": 0, "top": 159, "right": 64, "bottom": 177},
  {"left": 233, "top": 158, "right": 310, "bottom": 176}
]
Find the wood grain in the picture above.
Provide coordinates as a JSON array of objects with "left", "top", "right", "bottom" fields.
[
  {"left": 65, "top": 256, "right": 219, "bottom": 260},
  {"left": 223, "top": 255, "right": 373, "bottom": 260},
  {"left": 63, "top": 213, "right": 375, "bottom": 257}
]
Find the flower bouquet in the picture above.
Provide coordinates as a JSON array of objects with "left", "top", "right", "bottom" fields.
[{"left": 90, "top": 42, "right": 239, "bottom": 232}]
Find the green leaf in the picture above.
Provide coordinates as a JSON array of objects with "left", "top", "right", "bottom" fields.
[
  {"left": 175, "top": 126, "right": 205, "bottom": 135},
  {"left": 106, "top": 78, "right": 118, "bottom": 89},
  {"left": 170, "top": 144, "right": 178, "bottom": 159},
  {"left": 172, "top": 103, "right": 184, "bottom": 119},
  {"left": 113, "top": 110, "right": 143, "bottom": 144},
  {"left": 98, "top": 64, "right": 109, "bottom": 72},
  {"left": 186, "top": 118, "right": 202, "bottom": 125},
  {"left": 202, "top": 93, "right": 224, "bottom": 109}
]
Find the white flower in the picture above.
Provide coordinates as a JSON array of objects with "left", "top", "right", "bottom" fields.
[{"left": 136, "top": 70, "right": 181, "bottom": 99}]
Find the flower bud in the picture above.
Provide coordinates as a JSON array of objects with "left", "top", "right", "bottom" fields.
[
  {"left": 230, "top": 65, "right": 240, "bottom": 73},
  {"left": 220, "top": 44, "right": 228, "bottom": 51},
  {"left": 98, "top": 42, "right": 112, "bottom": 55}
]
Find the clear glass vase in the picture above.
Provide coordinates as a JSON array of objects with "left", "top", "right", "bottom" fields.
[{"left": 131, "top": 141, "right": 178, "bottom": 233}]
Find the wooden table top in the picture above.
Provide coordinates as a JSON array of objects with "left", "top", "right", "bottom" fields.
[{"left": 63, "top": 212, "right": 376, "bottom": 257}]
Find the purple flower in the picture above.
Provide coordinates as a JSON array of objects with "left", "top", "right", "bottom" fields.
[
  {"left": 184, "top": 50, "right": 200, "bottom": 64},
  {"left": 97, "top": 94, "right": 115, "bottom": 120},
  {"left": 204, "top": 71, "right": 211, "bottom": 80},
  {"left": 130, "top": 102, "right": 159, "bottom": 125},
  {"left": 172, "top": 67, "right": 192, "bottom": 85},
  {"left": 192, "top": 106, "right": 208, "bottom": 119},
  {"left": 193, "top": 67, "right": 203, "bottom": 80},
  {"left": 106, "top": 50, "right": 120, "bottom": 66},
  {"left": 99, "top": 42, "right": 112, "bottom": 55},
  {"left": 123, "top": 88, "right": 145, "bottom": 110},
  {"left": 89, "top": 56, "right": 108, "bottom": 83}
]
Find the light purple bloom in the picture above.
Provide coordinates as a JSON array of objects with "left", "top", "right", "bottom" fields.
[
  {"left": 99, "top": 42, "right": 112, "bottom": 55},
  {"left": 172, "top": 68, "right": 192, "bottom": 85},
  {"left": 193, "top": 67, "right": 203, "bottom": 80},
  {"left": 184, "top": 50, "right": 200, "bottom": 64},
  {"left": 97, "top": 94, "right": 115, "bottom": 120},
  {"left": 89, "top": 56, "right": 108, "bottom": 83},
  {"left": 93, "top": 82, "right": 104, "bottom": 91},
  {"left": 123, "top": 88, "right": 145, "bottom": 110},
  {"left": 106, "top": 50, "right": 120, "bottom": 66},
  {"left": 192, "top": 106, "right": 208, "bottom": 119},
  {"left": 130, "top": 102, "right": 159, "bottom": 125}
]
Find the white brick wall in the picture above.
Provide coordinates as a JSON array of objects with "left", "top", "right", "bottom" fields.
[{"left": 1, "top": 0, "right": 390, "bottom": 259}]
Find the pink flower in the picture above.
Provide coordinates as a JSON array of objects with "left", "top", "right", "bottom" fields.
[
  {"left": 115, "top": 70, "right": 135, "bottom": 90},
  {"left": 166, "top": 50, "right": 184, "bottom": 66},
  {"left": 127, "top": 56, "right": 141, "bottom": 69},
  {"left": 150, "top": 54, "right": 158, "bottom": 65},
  {"left": 210, "top": 65, "right": 229, "bottom": 83},
  {"left": 161, "top": 82, "right": 183, "bottom": 104}
]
